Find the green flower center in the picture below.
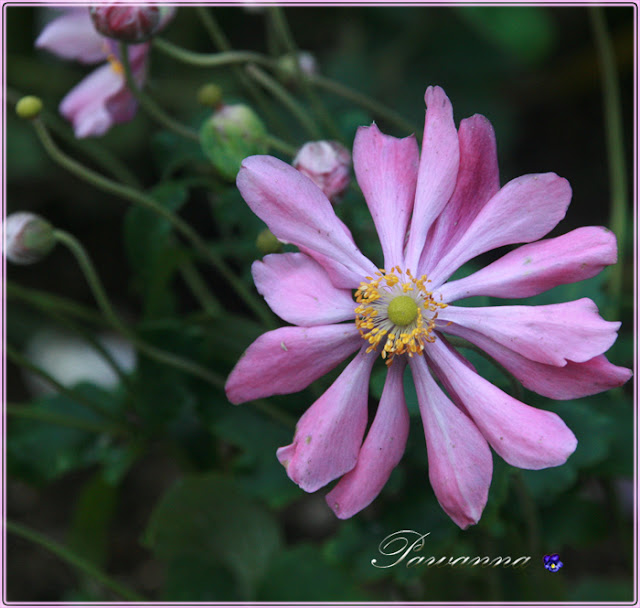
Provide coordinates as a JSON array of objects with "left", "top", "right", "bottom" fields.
[{"left": 387, "top": 295, "right": 418, "bottom": 326}]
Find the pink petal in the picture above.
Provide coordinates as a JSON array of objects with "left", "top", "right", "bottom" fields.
[
  {"left": 438, "top": 298, "right": 620, "bottom": 366},
  {"left": 276, "top": 348, "right": 376, "bottom": 492},
  {"left": 426, "top": 338, "right": 578, "bottom": 470},
  {"left": 353, "top": 124, "right": 419, "bottom": 268},
  {"left": 60, "top": 63, "right": 124, "bottom": 137},
  {"left": 409, "top": 356, "right": 492, "bottom": 529},
  {"left": 419, "top": 113, "right": 500, "bottom": 274},
  {"left": 441, "top": 226, "right": 618, "bottom": 302},
  {"left": 225, "top": 324, "right": 362, "bottom": 404},
  {"left": 326, "top": 360, "right": 409, "bottom": 519},
  {"left": 440, "top": 323, "right": 632, "bottom": 400},
  {"left": 405, "top": 86, "right": 460, "bottom": 271},
  {"left": 36, "top": 9, "right": 107, "bottom": 63},
  {"left": 251, "top": 253, "right": 356, "bottom": 326},
  {"left": 237, "top": 156, "right": 378, "bottom": 286},
  {"left": 427, "top": 173, "right": 572, "bottom": 288}
]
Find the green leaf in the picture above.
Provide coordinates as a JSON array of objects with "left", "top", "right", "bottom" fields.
[
  {"left": 152, "top": 130, "right": 207, "bottom": 179},
  {"left": 567, "top": 578, "right": 633, "bottom": 602},
  {"left": 144, "top": 474, "right": 282, "bottom": 600}
]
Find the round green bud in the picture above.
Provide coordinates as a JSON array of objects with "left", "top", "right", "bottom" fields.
[
  {"left": 3, "top": 212, "right": 56, "bottom": 265},
  {"left": 16, "top": 96, "right": 43, "bottom": 120},
  {"left": 387, "top": 295, "right": 419, "bottom": 326},
  {"left": 256, "top": 228, "right": 282, "bottom": 254},
  {"left": 197, "top": 83, "right": 223, "bottom": 107}
]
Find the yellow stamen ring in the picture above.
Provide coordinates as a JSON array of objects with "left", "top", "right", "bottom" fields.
[{"left": 354, "top": 266, "right": 447, "bottom": 366}]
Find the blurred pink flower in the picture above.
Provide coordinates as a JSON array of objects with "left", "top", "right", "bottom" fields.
[
  {"left": 293, "top": 140, "right": 351, "bottom": 204},
  {"left": 35, "top": 8, "right": 173, "bottom": 137},
  {"left": 225, "top": 86, "right": 631, "bottom": 528}
]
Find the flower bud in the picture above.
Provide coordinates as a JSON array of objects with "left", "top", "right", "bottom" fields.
[
  {"left": 197, "top": 83, "right": 223, "bottom": 108},
  {"left": 15, "top": 95, "right": 43, "bottom": 120},
  {"left": 293, "top": 141, "right": 351, "bottom": 204},
  {"left": 256, "top": 228, "right": 283, "bottom": 254},
  {"left": 277, "top": 51, "right": 318, "bottom": 83},
  {"left": 3, "top": 212, "right": 56, "bottom": 265},
  {"left": 200, "top": 104, "right": 268, "bottom": 180},
  {"left": 89, "top": 5, "right": 172, "bottom": 43}
]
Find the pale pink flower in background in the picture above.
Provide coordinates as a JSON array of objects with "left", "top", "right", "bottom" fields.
[
  {"left": 225, "top": 86, "right": 631, "bottom": 528},
  {"left": 293, "top": 141, "right": 352, "bottom": 204},
  {"left": 35, "top": 7, "right": 174, "bottom": 137}
]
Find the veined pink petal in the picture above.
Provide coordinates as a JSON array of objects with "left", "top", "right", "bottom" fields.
[
  {"left": 237, "top": 156, "right": 378, "bottom": 285},
  {"left": 276, "top": 348, "right": 376, "bottom": 492},
  {"left": 105, "top": 44, "right": 148, "bottom": 124},
  {"left": 440, "top": 226, "right": 618, "bottom": 302},
  {"left": 36, "top": 9, "right": 107, "bottom": 64},
  {"left": 409, "top": 356, "right": 492, "bottom": 529},
  {"left": 440, "top": 323, "right": 632, "bottom": 400},
  {"left": 426, "top": 338, "right": 577, "bottom": 470},
  {"left": 428, "top": 173, "right": 572, "bottom": 288},
  {"left": 404, "top": 86, "right": 460, "bottom": 271},
  {"left": 252, "top": 253, "right": 356, "bottom": 326},
  {"left": 326, "top": 360, "right": 409, "bottom": 519},
  {"left": 353, "top": 124, "right": 419, "bottom": 268},
  {"left": 225, "top": 324, "right": 362, "bottom": 404},
  {"left": 419, "top": 113, "right": 500, "bottom": 275},
  {"left": 438, "top": 298, "right": 620, "bottom": 366},
  {"left": 60, "top": 63, "right": 124, "bottom": 137}
]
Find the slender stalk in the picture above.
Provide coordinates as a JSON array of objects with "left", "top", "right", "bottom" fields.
[
  {"left": 53, "top": 229, "right": 229, "bottom": 390},
  {"left": 31, "top": 118, "right": 274, "bottom": 326},
  {"left": 252, "top": 399, "right": 296, "bottom": 429},
  {"left": 118, "top": 42, "right": 199, "bottom": 142},
  {"left": 6, "top": 521, "right": 146, "bottom": 602},
  {"left": 7, "top": 404, "right": 127, "bottom": 437},
  {"left": 246, "top": 63, "right": 321, "bottom": 139},
  {"left": 178, "top": 259, "right": 221, "bottom": 316},
  {"left": 264, "top": 133, "right": 298, "bottom": 157},
  {"left": 513, "top": 472, "right": 541, "bottom": 558},
  {"left": 589, "top": 7, "right": 628, "bottom": 318},
  {"left": 195, "top": 5, "right": 232, "bottom": 49},
  {"left": 6, "top": 344, "right": 124, "bottom": 427}
]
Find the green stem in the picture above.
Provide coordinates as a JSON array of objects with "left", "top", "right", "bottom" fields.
[
  {"left": 7, "top": 404, "right": 127, "bottom": 437},
  {"left": 269, "top": 7, "right": 346, "bottom": 142},
  {"left": 513, "top": 472, "right": 541, "bottom": 558},
  {"left": 589, "top": 7, "right": 628, "bottom": 318},
  {"left": 6, "top": 344, "right": 124, "bottom": 427},
  {"left": 246, "top": 63, "right": 321, "bottom": 139},
  {"left": 32, "top": 118, "right": 274, "bottom": 327},
  {"left": 6, "top": 521, "right": 146, "bottom": 601},
  {"left": 309, "top": 73, "right": 420, "bottom": 137},
  {"left": 118, "top": 42, "right": 199, "bottom": 142},
  {"left": 195, "top": 5, "right": 232, "bottom": 49},
  {"left": 53, "top": 229, "right": 228, "bottom": 390},
  {"left": 178, "top": 258, "right": 221, "bottom": 316},
  {"left": 264, "top": 134, "right": 298, "bottom": 157},
  {"left": 252, "top": 399, "right": 297, "bottom": 429}
]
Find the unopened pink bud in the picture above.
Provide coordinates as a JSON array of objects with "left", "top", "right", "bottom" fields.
[
  {"left": 293, "top": 141, "right": 351, "bottom": 204},
  {"left": 3, "top": 212, "right": 56, "bottom": 265},
  {"left": 89, "top": 5, "right": 172, "bottom": 43}
]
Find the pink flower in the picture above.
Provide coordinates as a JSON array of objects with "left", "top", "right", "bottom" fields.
[
  {"left": 225, "top": 86, "right": 631, "bottom": 528},
  {"left": 293, "top": 141, "right": 352, "bottom": 204},
  {"left": 35, "top": 8, "right": 173, "bottom": 137}
]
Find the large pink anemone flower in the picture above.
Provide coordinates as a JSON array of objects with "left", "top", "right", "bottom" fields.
[
  {"left": 225, "top": 86, "right": 631, "bottom": 529},
  {"left": 35, "top": 8, "right": 173, "bottom": 138}
]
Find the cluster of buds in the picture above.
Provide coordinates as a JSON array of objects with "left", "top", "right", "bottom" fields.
[
  {"left": 89, "top": 4, "right": 174, "bottom": 43},
  {"left": 293, "top": 141, "right": 351, "bottom": 204}
]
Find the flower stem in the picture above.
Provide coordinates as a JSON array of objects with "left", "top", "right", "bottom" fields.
[
  {"left": 118, "top": 42, "right": 199, "bottom": 142},
  {"left": 245, "top": 63, "right": 321, "bottom": 139},
  {"left": 6, "top": 521, "right": 146, "bottom": 602},
  {"left": 31, "top": 119, "right": 274, "bottom": 327},
  {"left": 53, "top": 229, "right": 228, "bottom": 390},
  {"left": 264, "top": 133, "right": 298, "bottom": 157},
  {"left": 589, "top": 7, "right": 628, "bottom": 317},
  {"left": 178, "top": 257, "right": 222, "bottom": 317}
]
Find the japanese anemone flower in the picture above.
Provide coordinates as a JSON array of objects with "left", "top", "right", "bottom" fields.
[{"left": 225, "top": 86, "right": 630, "bottom": 529}]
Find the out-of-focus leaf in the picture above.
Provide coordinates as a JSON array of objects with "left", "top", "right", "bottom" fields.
[
  {"left": 152, "top": 130, "right": 207, "bottom": 179},
  {"left": 163, "top": 556, "right": 237, "bottom": 601},
  {"left": 144, "top": 474, "right": 282, "bottom": 600},
  {"left": 540, "top": 496, "right": 608, "bottom": 549},
  {"left": 567, "top": 578, "right": 633, "bottom": 602}
]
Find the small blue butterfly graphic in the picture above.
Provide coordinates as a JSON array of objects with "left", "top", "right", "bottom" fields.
[{"left": 543, "top": 554, "right": 563, "bottom": 573}]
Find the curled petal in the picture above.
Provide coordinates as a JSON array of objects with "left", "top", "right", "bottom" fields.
[
  {"left": 426, "top": 338, "right": 577, "bottom": 470},
  {"left": 252, "top": 253, "right": 356, "bottom": 326},
  {"left": 405, "top": 86, "right": 460, "bottom": 271},
  {"left": 237, "top": 156, "right": 378, "bottom": 287},
  {"left": 420, "top": 113, "right": 500, "bottom": 274},
  {"left": 438, "top": 298, "right": 620, "bottom": 367},
  {"left": 277, "top": 348, "right": 376, "bottom": 492},
  {"left": 326, "top": 360, "right": 409, "bottom": 519},
  {"left": 353, "top": 124, "right": 419, "bottom": 268},
  {"left": 440, "top": 323, "right": 632, "bottom": 400},
  {"left": 428, "top": 172, "right": 572, "bottom": 287},
  {"left": 409, "top": 356, "right": 492, "bottom": 529},
  {"left": 36, "top": 9, "right": 107, "bottom": 63},
  {"left": 225, "top": 324, "right": 362, "bottom": 404},
  {"left": 441, "top": 226, "right": 618, "bottom": 302}
]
